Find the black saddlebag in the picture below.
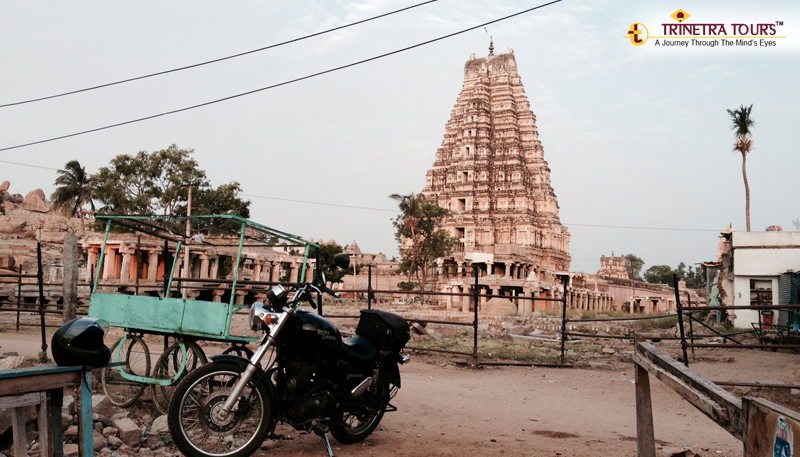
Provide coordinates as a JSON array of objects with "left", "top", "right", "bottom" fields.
[{"left": 356, "top": 310, "right": 410, "bottom": 352}]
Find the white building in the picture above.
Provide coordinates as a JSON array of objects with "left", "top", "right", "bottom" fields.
[{"left": 712, "top": 229, "right": 800, "bottom": 329}]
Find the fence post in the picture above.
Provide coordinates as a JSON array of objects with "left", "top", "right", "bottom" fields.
[
  {"left": 367, "top": 265, "right": 373, "bottom": 310},
  {"left": 163, "top": 240, "right": 170, "bottom": 298},
  {"left": 36, "top": 242, "right": 48, "bottom": 358},
  {"left": 558, "top": 274, "right": 570, "bottom": 365},
  {"left": 63, "top": 232, "right": 78, "bottom": 323},
  {"left": 673, "top": 273, "right": 689, "bottom": 367},
  {"left": 634, "top": 334, "right": 656, "bottom": 457},
  {"left": 688, "top": 293, "right": 695, "bottom": 362},
  {"left": 473, "top": 266, "right": 479, "bottom": 366},
  {"left": 16, "top": 265, "right": 22, "bottom": 332}
]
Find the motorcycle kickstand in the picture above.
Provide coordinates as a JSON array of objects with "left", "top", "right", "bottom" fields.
[{"left": 320, "top": 433, "right": 335, "bottom": 457}]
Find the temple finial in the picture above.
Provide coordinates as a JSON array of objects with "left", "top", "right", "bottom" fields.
[{"left": 489, "top": 38, "right": 494, "bottom": 55}]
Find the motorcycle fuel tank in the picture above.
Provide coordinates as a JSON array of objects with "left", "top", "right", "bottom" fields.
[{"left": 286, "top": 310, "right": 342, "bottom": 357}]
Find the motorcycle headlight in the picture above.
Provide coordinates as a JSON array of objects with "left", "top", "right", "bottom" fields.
[{"left": 249, "top": 302, "right": 270, "bottom": 331}]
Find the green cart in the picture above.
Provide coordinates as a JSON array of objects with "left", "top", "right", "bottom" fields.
[{"left": 87, "top": 215, "right": 318, "bottom": 413}]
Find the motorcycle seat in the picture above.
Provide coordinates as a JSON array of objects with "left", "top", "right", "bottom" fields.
[{"left": 340, "top": 335, "right": 378, "bottom": 368}]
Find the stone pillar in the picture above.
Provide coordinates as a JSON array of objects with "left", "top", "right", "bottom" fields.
[
  {"left": 211, "top": 289, "right": 225, "bottom": 303},
  {"left": 253, "top": 261, "right": 262, "bottom": 282},
  {"left": 457, "top": 263, "right": 464, "bottom": 277},
  {"left": 520, "top": 288, "right": 532, "bottom": 315},
  {"left": 120, "top": 252, "right": 132, "bottom": 282},
  {"left": 263, "top": 262, "right": 272, "bottom": 282},
  {"left": 234, "top": 291, "right": 247, "bottom": 305},
  {"left": 462, "top": 286, "right": 470, "bottom": 313},
  {"left": 210, "top": 256, "right": 220, "bottom": 279},
  {"left": 103, "top": 248, "right": 115, "bottom": 280},
  {"left": 270, "top": 262, "right": 279, "bottom": 282},
  {"left": 147, "top": 251, "right": 158, "bottom": 281},
  {"left": 289, "top": 263, "right": 299, "bottom": 283},
  {"left": 200, "top": 254, "right": 210, "bottom": 279},
  {"left": 487, "top": 261, "right": 494, "bottom": 276},
  {"left": 448, "top": 286, "right": 455, "bottom": 311},
  {"left": 88, "top": 248, "right": 98, "bottom": 276}
]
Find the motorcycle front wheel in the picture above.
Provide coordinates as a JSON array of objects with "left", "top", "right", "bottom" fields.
[
  {"left": 330, "top": 378, "right": 390, "bottom": 444},
  {"left": 168, "top": 362, "right": 275, "bottom": 457}
]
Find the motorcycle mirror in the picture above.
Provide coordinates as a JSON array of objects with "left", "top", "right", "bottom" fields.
[{"left": 332, "top": 253, "right": 350, "bottom": 270}]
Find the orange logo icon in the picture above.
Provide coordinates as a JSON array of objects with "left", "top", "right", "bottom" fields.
[
  {"left": 671, "top": 9, "right": 690, "bottom": 23},
  {"left": 626, "top": 23, "right": 648, "bottom": 46}
]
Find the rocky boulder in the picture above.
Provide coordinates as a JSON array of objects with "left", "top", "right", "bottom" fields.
[
  {"left": 0, "top": 181, "right": 9, "bottom": 192},
  {"left": 23, "top": 190, "right": 49, "bottom": 213},
  {"left": 482, "top": 298, "right": 518, "bottom": 316}
]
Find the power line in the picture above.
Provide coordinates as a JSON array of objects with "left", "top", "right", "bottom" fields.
[
  {"left": 0, "top": 159, "right": 59, "bottom": 171},
  {"left": 242, "top": 193, "right": 398, "bottom": 213},
  {"left": 0, "top": 0, "right": 441, "bottom": 108},
  {"left": 0, "top": 0, "right": 565, "bottom": 152}
]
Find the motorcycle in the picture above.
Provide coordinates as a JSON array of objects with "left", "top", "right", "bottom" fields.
[{"left": 168, "top": 253, "right": 410, "bottom": 457}]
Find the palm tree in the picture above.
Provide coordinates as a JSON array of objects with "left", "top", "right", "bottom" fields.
[
  {"left": 726, "top": 104, "right": 755, "bottom": 231},
  {"left": 51, "top": 160, "right": 95, "bottom": 231},
  {"left": 390, "top": 193, "right": 423, "bottom": 284}
]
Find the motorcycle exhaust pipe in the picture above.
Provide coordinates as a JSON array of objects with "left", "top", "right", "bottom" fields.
[{"left": 350, "top": 377, "right": 373, "bottom": 399}]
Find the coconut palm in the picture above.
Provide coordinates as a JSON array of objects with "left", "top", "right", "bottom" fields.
[
  {"left": 726, "top": 104, "right": 755, "bottom": 231},
  {"left": 51, "top": 160, "right": 95, "bottom": 231},
  {"left": 389, "top": 193, "right": 423, "bottom": 283}
]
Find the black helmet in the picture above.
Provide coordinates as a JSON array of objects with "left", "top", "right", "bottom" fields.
[{"left": 52, "top": 318, "right": 111, "bottom": 368}]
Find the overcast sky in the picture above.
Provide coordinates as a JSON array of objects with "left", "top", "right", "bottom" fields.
[{"left": 2, "top": 0, "right": 798, "bottom": 274}]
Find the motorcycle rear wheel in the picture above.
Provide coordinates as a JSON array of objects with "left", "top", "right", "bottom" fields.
[
  {"left": 330, "top": 378, "right": 390, "bottom": 444},
  {"left": 168, "top": 362, "right": 274, "bottom": 457}
]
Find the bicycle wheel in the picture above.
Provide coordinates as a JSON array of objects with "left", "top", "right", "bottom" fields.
[
  {"left": 102, "top": 334, "right": 150, "bottom": 407},
  {"left": 152, "top": 340, "right": 207, "bottom": 414}
]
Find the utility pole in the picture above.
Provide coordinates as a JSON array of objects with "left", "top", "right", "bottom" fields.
[{"left": 182, "top": 185, "right": 193, "bottom": 299}]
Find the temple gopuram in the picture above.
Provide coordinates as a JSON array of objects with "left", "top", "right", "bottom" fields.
[{"left": 419, "top": 46, "right": 597, "bottom": 313}]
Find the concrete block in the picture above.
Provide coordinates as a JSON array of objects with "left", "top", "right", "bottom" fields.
[
  {"left": 113, "top": 417, "right": 141, "bottom": 447},
  {"left": 63, "top": 443, "right": 79, "bottom": 457},
  {"left": 92, "top": 394, "right": 115, "bottom": 417}
]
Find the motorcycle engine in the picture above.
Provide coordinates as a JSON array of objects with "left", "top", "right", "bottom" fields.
[{"left": 281, "top": 359, "right": 339, "bottom": 427}]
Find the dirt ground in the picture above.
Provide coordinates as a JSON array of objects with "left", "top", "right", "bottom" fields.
[{"left": 2, "top": 318, "right": 799, "bottom": 457}]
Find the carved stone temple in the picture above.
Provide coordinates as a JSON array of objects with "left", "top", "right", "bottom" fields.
[{"left": 420, "top": 47, "right": 601, "bottom": 313}]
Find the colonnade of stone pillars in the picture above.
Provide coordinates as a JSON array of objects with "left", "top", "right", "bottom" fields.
[
  {"left": 91, "top": 244, "right": 306, "bottom": 286},
  {"left": 566, "top": 290, "right": 613, "bottom": 312}
]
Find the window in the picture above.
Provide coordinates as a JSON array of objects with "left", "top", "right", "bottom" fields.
[
  {"left": 457, "top": 199, "right": 466, "bottom": 212},
  {"left": 456, "top": 227, "right": 465, "bottom": 239}
]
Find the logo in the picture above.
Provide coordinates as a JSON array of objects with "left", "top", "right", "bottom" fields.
[
  {"left": 671, "top": 9, "right": 690, "bottom": 23},
  {"left": 627, "top": 23, "right": 649, "bottom": 46},
  {"left": 624, "top": 10, "right": 784, "bottom": 48}
]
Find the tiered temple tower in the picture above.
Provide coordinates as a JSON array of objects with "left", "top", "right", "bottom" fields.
[{"left": 423, "top": 47, "right": 571, "bottom": 279}]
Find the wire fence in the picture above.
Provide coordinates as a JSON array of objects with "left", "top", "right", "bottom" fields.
[{"left": 3, "top": 257, "right": 798, "bottom": 372}]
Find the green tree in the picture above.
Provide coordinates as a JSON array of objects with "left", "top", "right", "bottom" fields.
[
  {"left": 51, "top": 160, "right": 95, "bottom": 231},
  {"left": 726, "top": 104, "right": 755, "bottom": 231},
  {"left": 389, "top": 193, "right": 422, "bottom": 284},
  {"left": 624, "top": 254, "right": 644, "bottom": 281},
  {"left": 91, "top": 145, "right": 249, "bottom": 222},
  {"left": 91, "top": 151, "right": 158, "bottom": 215},
  {"left": 392, "top": 196, "right": 455, "bottom": 291},
  {"left": 308, "top": 242, "right": 346, "bottom": 283},
  {"left": 644, "top": 263, "right": 705, "bottom": 289}
]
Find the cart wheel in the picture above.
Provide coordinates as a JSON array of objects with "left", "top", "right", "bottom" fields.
[
  {"left": 223, "top": 344, "right": 254, "bottom": 359},
  {"left": 102, "top": 334, "right": 150, "bottom": 407},
  {"left": 151, "top": 340, "right": 207, "bottom": 415}
]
